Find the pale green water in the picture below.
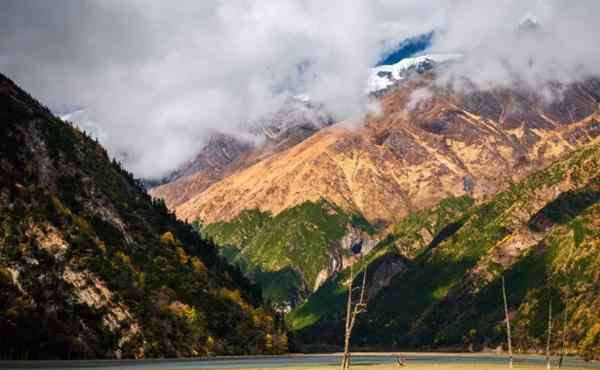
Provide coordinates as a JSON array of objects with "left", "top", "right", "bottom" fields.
[{"left": 1, "top": 353, "right": 598, "bottom": 370}]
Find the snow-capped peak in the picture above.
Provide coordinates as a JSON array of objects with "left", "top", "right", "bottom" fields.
[{"left": 366, "top": 53, "right": 463, "bottom": 94}]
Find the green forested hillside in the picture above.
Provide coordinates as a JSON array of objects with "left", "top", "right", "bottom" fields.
[
  {"left": 287, "top": 195, "right": 475, "bottom": 333},
  {"left": 290, "top": 143, "right": 600, "bottom": 360},
  {"left": 0, "top": 73, "right": 287, "bottom": 360},
  {"left": 203, "top": 200, "right": 374, "bottom": 308}
]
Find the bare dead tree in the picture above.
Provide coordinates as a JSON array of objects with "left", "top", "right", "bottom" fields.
[
  {"left": 546, "top": 299, "right": 553, "bottom": 369},
  {"left": 396, "top": 353, "right": 406, "bottom": 367},
  {"left": 502, "top": 275, "right": 513, "bottom": 368},
  {"left": 340, "top": 253, "right": 368, "bottom": 370},
  {"left": 341, "top": 266, "right": 354, "bottom": 370},
  {"left": 558, "top": 304, "right": 568, "bottom": 369}
]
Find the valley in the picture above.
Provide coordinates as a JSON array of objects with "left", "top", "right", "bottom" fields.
[
  {"left": 3, "top": 2, "right": 600, "bottom": 364},
  {"left": 146, "top": 74, "right": 600, "bottom": 361}
]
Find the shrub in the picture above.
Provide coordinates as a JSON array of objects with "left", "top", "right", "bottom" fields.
[{"left": 160, "top": 231, "right": 177, "bottom": 246}]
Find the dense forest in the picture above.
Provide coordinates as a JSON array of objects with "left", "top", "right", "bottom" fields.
[{"left": 0, "top": 73, "right": 287, "bottom": 360}]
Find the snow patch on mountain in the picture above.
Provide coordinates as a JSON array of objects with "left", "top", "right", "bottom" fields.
[{"left": 366, "top": 54, "right": 463, "bottom": 94}]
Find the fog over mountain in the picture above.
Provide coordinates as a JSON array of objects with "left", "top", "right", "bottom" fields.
[
  {"left": 431, "top": 0, "right": 600, "bottom": 91},
  {"left": 1, "top": 0, "right": 598, "bottom": 178}
]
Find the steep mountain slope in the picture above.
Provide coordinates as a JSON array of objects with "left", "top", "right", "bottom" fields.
[
  {"left": 148, "top": 133, "right": 254, "bottom": 209},
  {"left": 149, "top": 97, "right": 333, "bottom": 210},
  {"left": 176, "top": 79, "right": 600, "bottom": 225},
  {"left": 288, "top": 195, "right": 475, "bottom": 332},
  {"left": 150, "top": 56, "right": 456, "bottom": 212},
  {"left": 203, "top": 200, "right": 375, "bottom": 309},
  {"left": 0, "top": 73, "right": 287, "bottom": 360},
  {"left": 151, "top": 54, "right": 457, "bottom": 207},
  {"left": 290, "top": 142, "right": 600, "bottom": 360}
]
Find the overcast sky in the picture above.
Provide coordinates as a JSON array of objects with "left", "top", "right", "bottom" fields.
[{"left": 1, "top": 0, "right": 598, "bottom": 179}]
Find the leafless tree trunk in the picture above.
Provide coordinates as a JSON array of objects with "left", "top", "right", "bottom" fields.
[
  {"left": 558, "top": 305, "right": 568, "bottom": 369},
  {"left": 341, "top": 263, "right": 354, "bottom": 370},
  {"left": 341, "top": 257, "right": 368, "bottom": 370},
  {"left": 546, "top": 300, "right": 553, "bottom": 369},
  {"left": 502, "top": 276, "right": 513, "bottom": 368}
]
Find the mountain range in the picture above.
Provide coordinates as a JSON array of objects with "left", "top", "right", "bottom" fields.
[
  {"left": 149, "top": 59, "right": 600, "bottom": 360},
  {"left": 149, "top": 54, "right": 463, "bottom": 211},
  {"left": 172, "top": 77, "right": 600, "bottom": 226},
  {"left": 3, "top": 50, "right": 600, "bottom": 361}
]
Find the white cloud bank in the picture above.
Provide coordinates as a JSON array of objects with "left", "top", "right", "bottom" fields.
[
  {"left": 1, "top": 0, "right": 599, "bottom": 178},
  {"left": 431, "top": 0, "right": 600, "bottom": 90}
]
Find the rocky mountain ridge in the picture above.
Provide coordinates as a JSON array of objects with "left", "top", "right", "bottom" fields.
[
  {"left": 150, "top": 54, "right": 460, "bottom": 200},
  {"left": 173, "top": 78, "right": 600, "bottom": 226},
  {"left": 149, "top": 96, "right": 334, "bottom": 210}
]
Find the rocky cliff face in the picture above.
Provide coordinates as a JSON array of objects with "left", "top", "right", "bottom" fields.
[
  {"left": 173, "top": 79, "right": 600, "bottom": 226},
  {"left": 0, "top": 73, "right": 287, "bottom": 360}
]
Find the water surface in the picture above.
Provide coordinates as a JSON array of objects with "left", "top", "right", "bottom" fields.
[{"left": 1, "top": 353, "right": 598, "bottom": 370}]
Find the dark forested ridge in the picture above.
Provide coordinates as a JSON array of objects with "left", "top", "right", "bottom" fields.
[{"left": 0, "top": 73, "right": 287, "bottom": 360}]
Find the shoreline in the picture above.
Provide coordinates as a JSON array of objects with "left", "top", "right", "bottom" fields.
[{"left": 1, "top": 351, "right": 597, "bottom": 369}]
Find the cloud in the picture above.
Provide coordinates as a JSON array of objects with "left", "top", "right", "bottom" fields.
[
  {"left": 406, "top": 87, "right": 434, "bottom": 112},
  {"left": 1, "top": 0, "right": 598, "bottom": 178},
  {"left": 430, "top": 0, "right": 600, "bottom": 90},
  {"left": 0, "top": 0, "right": 444, "bottom": 178}
]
